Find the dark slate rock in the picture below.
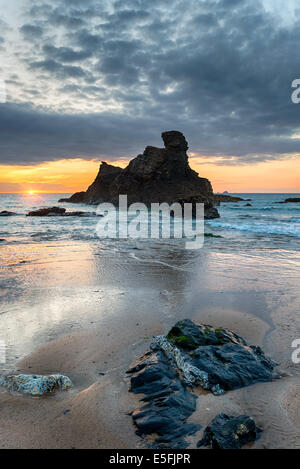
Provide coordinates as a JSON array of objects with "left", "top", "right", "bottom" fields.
[
  {"left": 167, "top": 319, "right": 246, "bottom": 350},
  {"left": 127, "top": 319, "right": 278, "bottom": 448},
  {"left": 190, "top": 343, "right": 276, "bottom": 393},
  {"left": 197, "top": 413, "right": 262, "bottom": 449},
  {"left": 127, "top": 349, "right": 201, "bottom": 448}
]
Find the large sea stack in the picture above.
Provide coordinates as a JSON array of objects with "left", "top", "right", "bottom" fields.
[{"left": 60, "top": 131, "right": 220, "bottom": 219}]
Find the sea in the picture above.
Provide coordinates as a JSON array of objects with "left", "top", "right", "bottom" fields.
[
  {"left": 0, "top": 193, "right": 299, "bottom": 250},
  {"left": 0, "top": 193, "right": 300, "bottom": 449}
]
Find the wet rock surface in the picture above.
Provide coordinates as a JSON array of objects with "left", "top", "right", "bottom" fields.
[
  {"left": 197, "top": 413, "right": 262, "bottom": 449},
  {"left": 0, "top": 374, "right": 72, "bottom": 396},
  {"left": 127, "top": 347, "right": 200, "bottom": 448},
  {"left": 190, "top": 342, "right": 276, "bottom": 393},
  {"left": 127, "top": 319, "right": 278, "bottom": 448},
  {"left": 61, "top": 131, "right": 220, "bottom": 220}
]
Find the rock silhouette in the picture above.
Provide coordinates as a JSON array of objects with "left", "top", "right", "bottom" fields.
[
  {"left": 26, "top": 207, "right": 98, "bottom": 217},
  {"left": 278, "top": 198, "right": 300, "bottom": 204},
  {"left": 60, "top": 131, "right": 220, "bottom": 219},
  {"left": 0, "top": 210, "right": 16, "bottom": 216}
]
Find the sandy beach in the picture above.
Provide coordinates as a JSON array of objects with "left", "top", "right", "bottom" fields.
[
  {"left": 1, "top": 229, "right": 299, "bottom": 449},
  {"left": 1, "top": 0, "right": 300, "bottom": 452}
]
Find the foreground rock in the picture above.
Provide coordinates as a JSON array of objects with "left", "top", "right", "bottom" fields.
[
  {"left": 127, "top": 319, "right": 278, "bottom": 448},
  {"left": 26, "top": 207, "right": 97, "bottom": 217},
  {"left": 127, "top": 347, "right": 200, "bottom": 448},
  {"left": 0, "top": 210, "right": 16, "bottom": 216},
  {"left": 166, "top": 319, "right": 277, "bottom": 393},
  {"left": 0, "top": 374, "right": 72, "bottom": 396},
  {"left": 60, "top": 131, "right": 220, "bottom": 220},
  {"left": 197, "top": 414, "right": 262, "bottom": 449},
  {"left": 278, "top": 198, "right": 300, "bottom": 204}
]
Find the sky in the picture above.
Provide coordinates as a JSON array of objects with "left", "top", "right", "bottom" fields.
[{"left": 0, "top": 0, "right": 299, "bottom": 193}]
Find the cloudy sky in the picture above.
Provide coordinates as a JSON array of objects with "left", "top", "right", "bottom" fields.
[{"left": 0, "top": 0, "right": 299, "bottom": 192}]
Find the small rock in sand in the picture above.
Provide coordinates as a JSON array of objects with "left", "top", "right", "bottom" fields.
[
  {"left": 197, "top": 413, "right": 262, "bottom": 449},
  {"left": 0, "top": 374, "right": 72, "bottom": 396}
]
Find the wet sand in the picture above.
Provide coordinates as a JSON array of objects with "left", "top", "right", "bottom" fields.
[{"left": 0, "top": 240, "right": 300, "bottom": 448}]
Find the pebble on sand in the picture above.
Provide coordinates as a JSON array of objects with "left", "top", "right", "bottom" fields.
[{"left": 0, "top": 374, "right": 72, "bottom": 396}]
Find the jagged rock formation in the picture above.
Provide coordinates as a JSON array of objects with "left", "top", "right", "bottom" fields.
[
  {"left": 59, "top": 131, "right": 220, "bottom": 219},
  {"left": 127, "top": 319, "right": 278, "bottom": 448},
  {"left": 127, "top": 346, "right": 200, "bottom": 449}
]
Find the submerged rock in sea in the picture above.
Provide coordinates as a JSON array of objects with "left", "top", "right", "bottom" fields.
[
  {"left": 127, "top": 319, "right": 278, "bottom": 448},
  {"left": 197, "top": 413, "right": 262, "bottom": 449},
  {"left": 60, "top": 131, "right": 220, "bottom": 220},
  {"left": 278, "top": 198, "right": 300, "bottom": 204},
  {"left": 0, "top": 210, "right": 16, "bottom": 216},
  {"left": 27, "top": 207, "right": 66, "bottom": 217},
  {"left": 26, "top": 207, "right": 98, "bottom": 217},
  {"left": 204, "top": 233, "right": 223, "bottom": 238},
  {"left": 0, "top": 374, "right": 72, "bottom": 396},
  {"left": 213, "top": 195, "right": 247, "bottom": 205},
  {"left": 64, "top": 211, "right": 97, "bottom": 217}
]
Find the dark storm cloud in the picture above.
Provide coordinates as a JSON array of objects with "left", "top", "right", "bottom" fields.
[
  {"left": 29, "top": 59, "right": 95, "bottom": 81},
  {"left": 20, "top": 24, "right": 44, "bottom": 39},
  {"left": 2, "top": 0, "right": 300, "bottom": 164},
  {"left": 42, "top": 44, "right": 93, "bottom": 62},
  {"left": 1, "top": 101, "right": 299, "bottom": 165},
  {"left": 0, "top": 102, "right": 161, "bottom": 163}
]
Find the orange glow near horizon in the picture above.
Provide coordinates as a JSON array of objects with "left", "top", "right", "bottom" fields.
[{"left": 0, "top": 155, "right": 299, "bottom": 194}]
